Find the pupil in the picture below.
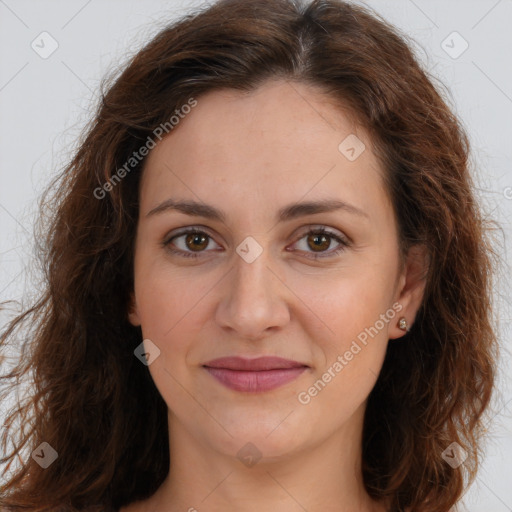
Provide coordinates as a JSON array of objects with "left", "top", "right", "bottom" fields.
[
  {"left": 187, "top": 233, "right": 207, "bottom": 251},
  {"left": 310, "top": 234, "right": 329, "bottom": 251}
]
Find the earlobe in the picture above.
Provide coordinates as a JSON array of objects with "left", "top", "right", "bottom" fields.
[
  {"left": 389, "top": 310, "right": 410, "bottom": 340},
  {"left": 398, "top": 317, "right": 409, "bottom": 332},
  {"left": 127, "top": 292, "right": 141, "bottom": 326},
  {"left": 389, "top": 244, "right": 429, "bottom": 340}
]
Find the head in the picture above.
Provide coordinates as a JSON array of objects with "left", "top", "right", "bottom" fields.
[
  {"left": 0, "top": 1, "right": 497, "bottom": 511},
  {"left": 126, "top": 76, "right": 427, "bottom": 488}
]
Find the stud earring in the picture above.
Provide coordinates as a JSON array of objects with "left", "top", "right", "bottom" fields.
[{"left": 398, "top": 317, "right": 408, "bottom": 332}]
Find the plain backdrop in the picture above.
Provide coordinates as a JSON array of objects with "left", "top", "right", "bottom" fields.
[{"left": 0, "top": 1, "right": 511, "bottom": 510}]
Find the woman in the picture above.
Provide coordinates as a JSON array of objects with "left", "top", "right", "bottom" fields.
[{"left": 0, "top": 0, "right": 498, "bottom": 511}]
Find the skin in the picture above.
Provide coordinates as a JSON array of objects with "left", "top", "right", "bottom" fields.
[{"left": 123, "top": 79, "right": 426, "bottom": 512}]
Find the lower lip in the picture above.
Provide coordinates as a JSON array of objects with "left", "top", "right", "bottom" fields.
[{"left": 204, "top": 366, "right": 308, "bottom": 392}]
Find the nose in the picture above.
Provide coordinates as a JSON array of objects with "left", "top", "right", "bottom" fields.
[{"left": 215, "top": 245, "right": 291, "bottom": 341}]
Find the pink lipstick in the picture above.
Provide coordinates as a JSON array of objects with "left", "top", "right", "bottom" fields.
[{"left": 202, "top": 356, "right": 308, "bottom": 392}]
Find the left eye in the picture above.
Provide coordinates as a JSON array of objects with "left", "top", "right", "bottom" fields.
[
  {"left": 163, "top": 227, "right": 349, "bottom": 260},
  {"left": 290, "top": 227, "right": 349, "bottom": 259}
]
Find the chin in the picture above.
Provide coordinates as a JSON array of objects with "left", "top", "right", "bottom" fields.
[{"left": 202, "top": 411, "right": 313, "bottom": 463}]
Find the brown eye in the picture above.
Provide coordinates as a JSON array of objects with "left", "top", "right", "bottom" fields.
[
  {"left": 291, "top": 227, "right": 350, "bottom": 260},
  {"left": 163, "top": 228, "right": 221, "bottom": 259},
  {"left": 307, "top": 233, "right": 331, "bottom": 252},
  {"left": 184, "top": 232, "right": 209, "bottom": 251}
]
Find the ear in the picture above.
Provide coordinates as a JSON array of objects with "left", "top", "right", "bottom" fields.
[
  {"left": 389, "top": 244, "right": 429, "bottom": 340},
  {"left": 127, "top": 291, "right": 141, "bottom": 326}
]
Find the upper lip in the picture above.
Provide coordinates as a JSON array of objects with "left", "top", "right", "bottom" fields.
[{"left": 203, "top": 356, "right": 309, "bottom": 371}]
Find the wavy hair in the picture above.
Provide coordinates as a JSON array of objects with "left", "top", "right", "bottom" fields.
[{"left": 0, "top": 0, "right": 498, "bottom": 510}]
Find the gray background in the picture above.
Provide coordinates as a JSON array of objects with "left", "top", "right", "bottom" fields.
[{"left": 0, "top": 1, "right": 511, "bottom": 510}]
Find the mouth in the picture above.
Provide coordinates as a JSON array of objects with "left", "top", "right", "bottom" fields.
[{"left": 202, "top": 356, "right": 309, "bottom": 392}]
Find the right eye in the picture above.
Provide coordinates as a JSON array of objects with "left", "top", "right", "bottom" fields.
[{"left": 163, "top": 228, "right": 222, "bottom": 259}]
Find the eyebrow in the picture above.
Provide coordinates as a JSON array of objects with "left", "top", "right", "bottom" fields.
[{"left": 146, "top": 198, "right": 369, "bottom": 222}]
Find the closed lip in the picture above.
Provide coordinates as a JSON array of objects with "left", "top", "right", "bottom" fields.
[{"left": 202, "top": 356, "right": 309, "bottom": 371}]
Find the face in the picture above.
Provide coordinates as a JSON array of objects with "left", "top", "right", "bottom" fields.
[{"left": 128, "top": 79, "right": 423, "bottom": 461}]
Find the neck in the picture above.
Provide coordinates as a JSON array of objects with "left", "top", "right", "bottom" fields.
[{"left": 147, "top": 404, "right": 387, "bottom": 512}]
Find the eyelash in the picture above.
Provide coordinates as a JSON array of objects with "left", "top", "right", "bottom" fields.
[{"left": 162, "top": 226, "right": 350, "bottom": 260}]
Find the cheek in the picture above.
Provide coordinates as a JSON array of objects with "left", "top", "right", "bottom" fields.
[
  {"left": 292, "top": 258, "right": 396, "bottom": 399},
  {"left": 295, "top": 285, "right": 393, "bottom": 428},
  {"left": 133, "top": 247, "right": 211, "bottom": 339},
  {"left": 132, "top": 261, "right": 210, "bottom": 408},
  {"left": 290, "top": 261, "right": 397, "bottom": 344}
]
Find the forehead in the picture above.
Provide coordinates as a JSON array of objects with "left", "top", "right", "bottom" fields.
[{"left": 139, "top": 79, "right": 389, "bottom": 224}]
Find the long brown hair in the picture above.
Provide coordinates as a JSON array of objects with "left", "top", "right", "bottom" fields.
[{"left": 0, "top": 0, "right": 498, "bottom": 510}]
